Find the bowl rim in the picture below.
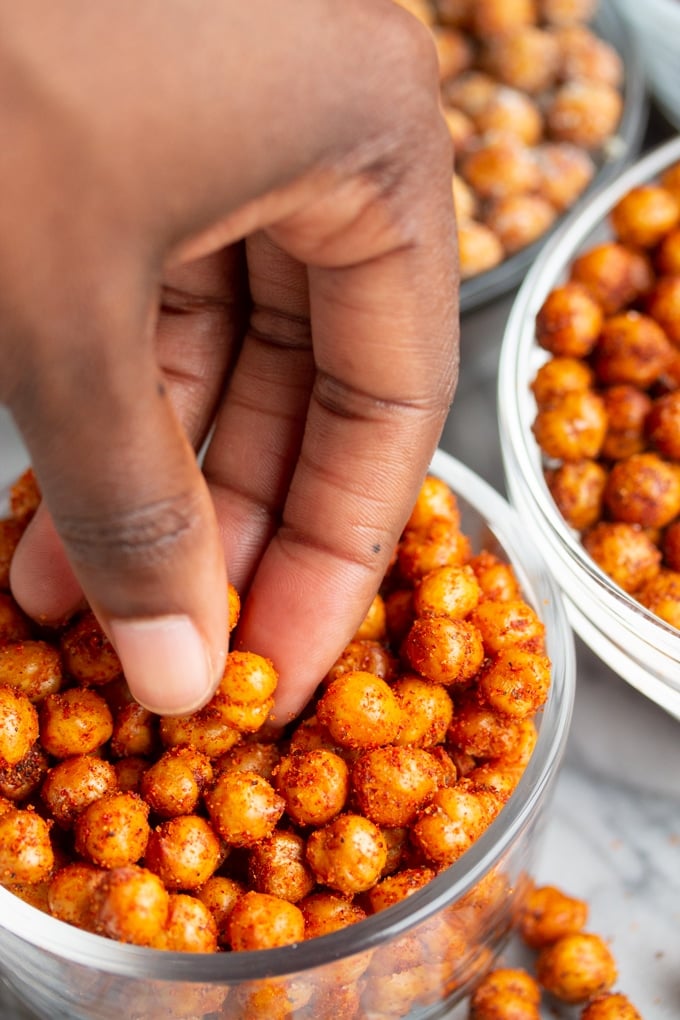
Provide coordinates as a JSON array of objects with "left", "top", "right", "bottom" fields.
[
  {"left": 498, "top": 136, "right": 680, "bottom": 701},
  {"left": 0, "top": 450, "right": 576, "bottom": 983}
]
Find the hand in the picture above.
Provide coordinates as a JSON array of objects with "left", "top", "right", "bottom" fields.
[{"left": 1, "top": 0, "right": 459, "bottom": 722}]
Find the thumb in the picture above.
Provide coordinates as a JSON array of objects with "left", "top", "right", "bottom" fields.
[{"left": 9, "top": 346, "right": 228, "bottom": 717}]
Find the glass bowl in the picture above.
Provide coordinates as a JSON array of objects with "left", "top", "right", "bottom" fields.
[
  {"left": 0, "top": 450, "right": 575, "bottom": 1020},
  {"left": 459, "top": 0, "right": 649, "bottom": 314},
  {"left": 498, "top": 135, "right": 680, "bottom": 722}
]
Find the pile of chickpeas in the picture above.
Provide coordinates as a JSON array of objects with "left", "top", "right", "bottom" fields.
[
  {"left": 0, "top": 468, "right": 555, "bottom": 1018},
  {"left": 395, "top": 0, "right": 625, "bottom": 281},
  {"left": 468, "top": 881, "right": 643, "bottom": 1018},
  {"left": 530, "top": 159, "right": 680, "bottom": 631}
]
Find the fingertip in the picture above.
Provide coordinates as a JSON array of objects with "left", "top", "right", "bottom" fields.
[{"left": 108, "top": 614, "right": 226, "bottom": 716}]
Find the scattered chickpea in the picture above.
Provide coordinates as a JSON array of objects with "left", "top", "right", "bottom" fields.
[
  {"left": 536, "top": 931, "right": 618, "bottom": 1003},
  {"left": 517, "top": 883, "right": 588, "bottom": 948},
  {"left": 581, "top": 992, "right": 643, "bottom": 1019}
]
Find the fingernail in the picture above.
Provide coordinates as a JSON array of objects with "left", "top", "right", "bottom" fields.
[{"left": 109, "top": 615, "right": 215, "bottom": 715}]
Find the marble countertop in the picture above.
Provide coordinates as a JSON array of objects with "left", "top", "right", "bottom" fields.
[{"left": 1, "top": 124, "right": 679, "bottom": 1020}]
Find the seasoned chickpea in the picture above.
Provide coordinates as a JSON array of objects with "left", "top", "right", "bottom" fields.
[
  {"left": 656, "top": 228, "right": 680, "bottom": 275},
  {"left": 601, "top": 384, "right": 652, "bottom": 461},
  {"left": 470, "top": 0, "right": 535, "bottom": 36},
  {"left": 469, "top": 599, "right": 545, "bottom": 654},
  {"left": 481, "top": 26, "right": 559, "bottom": 94},
  {"left": 431, "top": 25, "right": 474, "bottom": 80},
  {"left": 286, "top": 715, "right": 338, "bottom": 755},
  {"left": 0, "top": 594, "right": 32, "bottom": 644},
  {"left": 485, "top": 194, "right": 557, "bottom": 256},
  {"left": 660, "top": 161, "right": 680, "bottom": 203},
  {"left": 140, "top": 745, "right": 213, "bottom": 817},
  {"left": 227, "top": 890, "right": 305, "bottom": 950},
  {"left": 41, "top": 755, "right": 118, "bottom": 828},
  {"left": 145, "top": 814, "right": 222, "bottom": 891},
  {"left": 74, "top": 791, "right": 150, "bottom": 868},
  {"left": 214, "top": 740, "right": 279, "bottom": 781},
  {"left": 532, "top": 388, "right": 607, "bottom": 461},
  {"left": 545, "top": 459, "right": 607, "bottom": 531},
  {"left": 604, "top": 452, "right": 680, "bottom": 529},
  {"left": 406, "top": 474, "right": 462, "bottom": 531},
  {"left": 40, "top": 687, "right": 113, "bottom": 759},
  {"left": 452, "top": 171, "right": 478, "bottom": 221},
  {"left": 583, "top": 521, "right": 662, "bottom": 592},
  {"left": 478, "top": 648, "right": 552, "bottom": 717},
  {"left": 663, "top": 520, "right": 680, "bottom": 570},
  {"left": 530, "top": 356, "right": 594, "bottom": 407},
  {"left": 0, "top": 808, "right": 54, "bottom": 884},
  {"left": 227, "top": 581, "right": 240, "bottom": 633},
  {"left": 0, "top": 743, "right": 48, "bottom": 802},
  {"left": 59, "top": 611, "right": 122, "bottom": 686},
  {"left": 299, "top": 890, "right": 367, "bottom": 939},
  {"left": 154, "top": 892, "right": 218, "bottom": 952},
  {"left": 545, "top": 80, "right": 622, "bottom": 150},
  {"left": 535, "top": 282, "right": 604, "bottom": 359},
  {"left": 517, "top": 883, "right": 588, "bottom": 948},
  {"left": 325, "top": 638, "right": 397, "bottom": 686},
  {"left": 536, "top": 932, "right": 617, "bottom": 1003},
  {"left": 581, "top": 992, "right": 643, "bottom": 1020},
  {"left": 398, "top": 518, "right": 471, "bottom": 581},
  {"left": 404, "top": 616, "right": 485, "bottom": 685},
  {"left": 305, "top": 813, "right": 387, "bottom": 895},
  {"left": 0, "top": 518, "right": 26, "bottom": 590},
  {"left": 447, "top": 698, "right": 534, "bottom": 759},
  {"left": 110, "top": 702, "right": 158, "bottom": 759},
  {"left": 316, "top": 671, "right": 402, "bottom": 749},
  {"left": 205, "top": 769, "right": 284, "bottom": 847},
  {"left": 594, "top": 312, "right": 675, "bottom": 388},
  {"left": 196, "top": 875, "right": 245, "bottom": 946},
  {"left": 461, "top": 138, "right": 541, "bottom": 201},
  {"left": 211, "top": 650, "right": 277, "bottom": 733},
  {"left": 352, "top": 746, "right": 441, "bottom": 827},
  {"left": 8, "top": 468, "right": 41, "bottom": 524},
  {"left": 90, "top": 864, "right": 169, "bottom": 946},
  {"left": 467, "top": 760, "right": 525, "bottom": 802},
  {"left": 553, "top": 23, "right": 623, "bottom": 85},
  {"left": 645, "top": 275, "right": 680, "bottom": 347},
  {"left": 458, "top": 220, "right": 505, "bottom": 279},
  {"left": 470, "top": 551, "right": 522, "bottom": 601},
  {"left": 384, "top": 587, "right": 416, "bottom": 645},
  {"left": 392, "top": 676, "right": 454, "bottom": 747},
  {"left": 414, "top": 563, "right": 482, "bottom": 620},
  {"left": 365, "top": 866, "right": 435, "bottom": 915},
  {"left": 159, "top": 711, "right": 241, "bottom": 757},
  {"left": 570, "top": 242, "right": 654, "bottom": 315},
  {"left": 411, "top": 780, "right": 496, "bottom": 868},
  {"left": 610, "top": 185, "right": 680, "bottom": 249},
  {"left": 469, "top": 967, "right": 541, "bottom": 1020},
  {"left": 47, "top": 862, "right": 104, "bottom": 930},
  {"left": 248, "top": 830, "right": 315, "bottom": 903},
  {"left": 353, "top": 593, "right": 387, "bottom": 642},
  {"left": 274, "top": 749, "right": 349, "bottom": 827},
  {"left": 0, "top": 685, "right": 39, "bottom": 766},
  {"left": 0, "top": 641, "right": 63, "bottom": 702},
  {"left": 472, "top": 86, "right": 544, "bottom": 146},
  {"left": 113, "top": 755, "right": 148, "bottom": 793},
  {"left": 442, "top": 69, "right": 499, "bottom": 115},
  {"left": 535, "top": 142, "right": 595, "bottom": 212},
  {"left": 636, "top": 569, "right": 680, "bottom": 628}
]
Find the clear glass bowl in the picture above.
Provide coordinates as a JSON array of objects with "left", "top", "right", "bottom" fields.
[
  {"left": 459, "top": 0, "right": 649, "bottom": 313},
  {"left": 498, "top": 135, "right": 680, "bottom": 722},
  {"left": 0, "top": 450, "right": 575, "bottom": 1020}
]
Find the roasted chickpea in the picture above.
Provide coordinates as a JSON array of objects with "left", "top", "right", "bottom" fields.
[
  {"left": 316, "top": 671, "right": 402, "bottom": 749},
  {"left": 154, "top": 892, "right": 218, "bottom": 952},
  {"left": 469, "top": 599, "right": 545, "bottom": 654},
  {"left": 113, "top": 755, "right": 148, "bottom": 793},
  {"left": 536, "top": 932, "right": 617, "bottom": 1003},
  {"left": 40, "top": 687, "right": 113, "bottom": 759},
  {"left": 140, "top": 745, "right": 213, "bottom": 818},
  {"left": 0, "top": 743, "right": 48, "bottom": 802},
  {"left": 660, "top": 161, "right": 680, "bottom": 203},
  {"left": 0, "top": 808, "right": 54, "bottom": 884},
  {"left": 467, "top": 760, "right": 525, "bottom": 802},
  {"left": 404, "top": 616, "right": 485, "bottom": 685},
  {"left": 8, "top": 468, "right": 41, "bottom": 524},
  {"left": 227, "top": 890, "right": 305, "bottom": 951},
  {"left": 601, "top": 384, "right": 652, "bottom": 461},
  {"left": 655, "top": 228, "right": 680, "bottom": 275},
  {"left": 481, "top": 26, "right": 559, "bottom": 94},
  {"left": 545, "top": 80, "right": 622, "bottom": 150},
  {"left": 411, "top": 780, "right": 496, "bottom": 868},
  {"left": 517, "top": 883, "right": 588, "bottom": 948},
  {"left": 0, "top": 594, "right": 32, "bottom": 644},
  {"left": 90, "top": 864, "right": 169, "bottom": 946},
  {"left": 535, "top": 282, "right": 604, "bottom": 359},
  {"left": 159, "top": 711, "right": 241, "bottom": 757},
  {"left": 0, "top": 518, "right": 26, "bottom": 590},
  {"left": 352, "top": 746, "right": 441, "bottom": 828},
  {"left": 570, "top": 242, "right": 654, "bottom": 315},
  {"left": 392, "top": 676, "right": 454, "bottom": 747},
  {"left": 470, "top": 0, "right": 535, "bottom": 36},
  {"left": 325, "top": 639, "right": 397, "bottom": 686},
  {"left": 204, "top": 769, "right": 284, "bottom": 847},
  {"left": 583, "top": 521, "right": 662, "bottom": 593},
  {"left": 461, "top": 138, "right": 541, "bottom": 201},
  {"left": 214, "top": 740, "right": 280, "bottom": 781},
  {"left": 532, "top": 389, "right": 607, "bottom": 461},
  {"left": 227, "top": 581, "right": 240, "bottom": 633},
  {"left": 470, "top": 551, "right": 522, "bottom": 601},
  {"left": 110, "top": 702, "right": 158, "bottom": 759},
  {"left": 610, "top": 185, "right": 680, "bottom": 248},
  {"left": 47, "top": 862, "right": 104, "bottom": 930},
  {"left": 581, "top": 992, "right": 644, "bottom": 1020},
  {"left": 398, "top": 518, "right": 471, "bottom": 581},
  {"left": 485, "top": 194, "right": 558, "bottom": 256},
  {"left": 365, "top": 866, "right": 435, "bottom": 915},
  {"left": 41, "top": 755, "right": 118, "bottom": 828},
  {"left": 452, "top": 170, "right": 478, "bottom": 221},
  {"left": 645, "top": 274, "right": 680, "bottom": 347},
  {"left": 545, "top": 459, "right": 607, "bottom": 531},
  {"left": 353, "top": 593, "right": 387, "bottom": 642},
  {"left": 594, "top": 312, "right": 675, "bottom": 388},
  {"left": 469, "top": 967, "right": 541, "bottom": 1020},
  {"left": 299, "top": 890, "right": 367, "bottom": 939},
  {"left": 472, "top": 86, "right": 544, "bottom": 146},
  {"left": 384, "top": 587, "right": 416, "bottom": 645},
  {"left": 74, "top": 791, "right": 150, "bottom": 869},
  {"left": 663, "top": 520, "right": 680, "bottom": 570},
  {"left": 145, "top": 814, "right": 222, "bottom": 891},
  {"left": 0, "top": 641, "right": 63, "bottom": 702},
  {"left": 636, "top": 568, "right": 680, "bottom": 628},
  {"left": 447, "top": 698, "right": 536, "bottom": 760},
  {"left": 478, "top": 648, "right": 552, "bottom": 717},
  {"left": 553, "top": 23, "right": 623, "bottom": 86},
  {"left": 604, "top": 452, "right": 680, "bottom": 529},
  {"left": 305, "top": 814, "right": 387, "bottom": 896},
  {"left": 286, "top": 715, "right": 338, "bottom": 755},
  {"left": 414, "top": 563, "right": 482, "bottom": 620},
  {"left": 196, "top": 875, "right": 245, "bottom": 946},
  {"left": 211, "top": 650, "right": 278, "bottom": 734},
  {"left": 530, "top": 356, "right": 594, "bottom": 407},
  {"left": 431, "top": 25, "right": 474, "bottom": 80},
  {"left": 458, "top": 220, "right": 506, "bottom": 279},
  {"left": 274, "top": 749, "right": 349, "bottom": 827},
  {"left": 59, "top": 611, "right": 122, "bottom": 686},
  {"left": 406, "top": 474, "right": 462, "bottom": 532},
  {"left": 248, "top": 830, "right": 315, "bottom": 903},
  {"left": 0, "top": 685, "right": 39, "bottom": 766},
  {"left": 534, "top": 142, "right": 595, "bottom": 212}
]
